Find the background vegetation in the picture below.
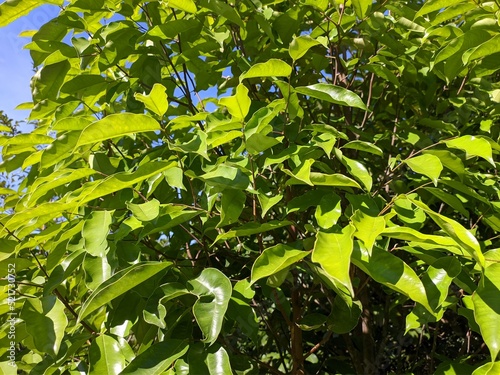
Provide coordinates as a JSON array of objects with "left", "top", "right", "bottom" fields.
[{"left": 1, "top": 0, "right": 500, "bottom": 374}]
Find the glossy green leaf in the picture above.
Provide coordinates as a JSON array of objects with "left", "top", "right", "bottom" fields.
[
  {"left": 310, "top": 172, "right": 362, "bottom": 188},
  {"left": 284, "top": 158, "right": 314, "bottom": 185},
  {"left": 463, "top": 34, "right": 500, "bottom": 65},
  {"left": 335, "top": 149, "right": 372, "bottom": 191},
  {"left": 120, "top": 340, "right": 189, "bottom": 375},
  {"left": 296, "top": 84, "right": 367, "bottom": 110},
  {"left": 424, "top": 257, "right": 461, "bottom": 311},
  {"left": 352, "top": 242, "right": 433, "bottom": 313},
  {"left": 82, "top": 210, "right": 112, "bottom": 257},
  {"left": 0, "top": 0, "right": 62, "bottom": 27},
  {"left": 84, "top": 254, "right": 111, "bottom": 290},
  {"left": 0, "top": 134, "right": 53, "bottom": 147},
  {"left": 199, "top": 165, "right": 250, "bottom": 190},
  {"left": 126, "top": 199, "right": 160, "bottom": 222},
  {"left": 341, "top": 140, "right": 383, "bottom": 156},
  {"left": 382, "top": 226, "right": 463, "bottom": 253},
  {"left": 405, "top": 154, "right": 443, "bottom": 186},
  {"left": 166, "top": 0, "right": 197, "bottom": 13},
  {"left": 251, "top": 244, "right": 309, "bottom": 285},
  {"left": 217, "top": 189, "right": 246, "bottom": 227},
  {"left": 328, "top": 296, "right": 362, "bottom": 334},
  {"left": 240, "top": 59, "right": 292, "bottom": 81},
  {"left": 257, "top": 192, "right": 283, "bottom": 218},
  {"left": 40, "top": 131, "right": 80, "bottom": 169},
  {"left": 189, "top": 268, "right": 232, "bottom": 345},
  {"left": 79, "top": 261, "right": 172, "bottom": 321},
  {"left": 445, "top": 135, "right": 495, "bottom": 167},
  {"left": 77, "top": 113, "right": 161, "bottom": 147},
  {"left": 351, "top": 210, "right": 385, "bottom": 252},
  {"left": 352, "top": 0, "right": 371, "bottom": 18},
  {"left": 214, "top": 220, "right": 292, "bottom": 243},
  {"left": 473, "top": 263, "right": 500, "bottom": 361},
  {"left": 406, "top": 197, "right": 485, "bottom": 267},
  {"left": 199, "top": 0, "right": 243, "bottom": 27},
  {"left": 32, "top": 60, "right": 70, "bottom": 102},
  {"left": 188, "top": 343, "right": 234, "bottom": 375},
  {"left": 315, "top": 193, "right": 342, "bottom": 229},
  {"left": 219, "top": 84, "right": 251, "bottom": 120},
  {"left": 423, "top": 149, "right": 465, "bottom": 178},
  {"left": 289, "top": 35, "right": 320, "bottom": 61},
  {"left": 472, "top": 361, "right": 500, "bottom": 375},
  {"left": 424, "top": 187, "right": 469, "bottom": 217},
  {"left": 415, "top": 0, "right": 465, "bottom": 17},
  {"left": 134, "top": 84, "right": 169, "bottom": 116},
  {"left": 312, "top": 225, "right": 356, "bottom": 296},
  {"left": 89, "top": 335, "right": 125, "bottom": 375},
  {"left": 20, "top": 296, "right": 68, "bottom": 357}
]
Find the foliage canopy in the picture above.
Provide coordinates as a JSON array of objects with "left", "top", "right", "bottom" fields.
[{"left": 1, "top": 0, "right": 500, "bottom": 374}]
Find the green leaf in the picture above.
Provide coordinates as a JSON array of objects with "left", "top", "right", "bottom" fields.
[
  {"left": 219, "top": 84, "right": 251, "bottom": 120},
  {"left": 405, "top": 154, "right": 443, "bottom": 186},
  {"left": 463, "top": 35, "right": 500, "bottom": 65},
  {"left": 214, "top": 220, "right": 292, "bottom": 243},
  {"left": 20, "top": 296, "right": 68, "bottom": 357},
  {"left": 335, "top": 149, "right": 372, "bottom": 191},
  {"left": 296, "top": 84, "right": 367, "bottom": 110},
  {"left": 424, "top": 187, "right": 469, "bottom": 217},
  {"left": 127, "top": 199, "right": 160, "bottom": 222},
  {"left": 250, "top": 244, "right": 309, "bottom": 285},
  {"left": 217, "top": 189, "right": 246, "bottom": 227},
  {"left": 382, "top": 226, "right": 463, "bottom": 254},
  {"left": 40, "top": 131, "right": 80, "bottom": 169},
  {"left": 189, "top": 268, "right": 232, "bottom": 345},
  {"left": 315, "top": 193, "right": 342, "bottom": 229},
  {"left": 312, "top": 225, "right": 356, "bottom": 296},
  {"left": 406, "top": 197, "right": 485, "bottom": 267},
  {"left": 199, "top": 0, "right": 243, "bottom": 27},
  {"left": 79, "top": 261, "right": 172, "bottom": 321},
  {"left": 352, "top": 242, "right": 433, "bottom": 313},
  {"left": 424, "top": 257, "right": 462, "bottom": 311},
  {"left": 284, "top": 158, "right": 315, "bottom": 186},
  {"left": 89, "top": 335, "right": 125, "bottom": 375},
  {"left": 165, "top": 0, "right": 197, "bottom": 13},
  {"left": 82, "top": 210, "right": 112, "bottom": 257},
  {"left": 0, "top": 134, "right": 54, "bottom": 147},
  {"left": 328, "top": 296, "right": 362, "bottom": 334},
  {"left": 134, "top": 84, "right": 169, "bottom": 116},
  {"left": 473, "top": 263, "right": 500, "bottom": 361},
  {"left": 199, "top": 165, "right": 250, "bottom": 190},
  {"left": 0, "top": 239, "right": 17, "bottom": 262},
  {"left": 188, "top": 343, "right": 234, "bottom": 375},
  {"left": 423, "top": 149, "right": 465, "bottom": 178},
  {"left": 240, "top": 59, "right": 292, "bottom": 81},
  {"left": 289, "top": 35, "right": 320, "bottom": 61},
  {"left": 351, "top": 210, "right": 386, "bottom": 252},
  {"left": 415, "top": 0, "right": 465, "bottom": 17},
  {"left": 445, "top": 135, "right": 495, "bottom": 167},
  {"left": 0, "top": 0, "right": 61, "bottom": 27},
  {"left": 341, "top": 140, "right": 383, "bottom": 156},
  {"left": 77, "top": 113, "right": 161, "bottom": 147},
  {"left": 120, "top": 340, "right": 189, "bottom": 375},
  {"left": 309, "top": 172, "right": 362, "bottom": 188},
  {"left": 352, "top": 0, "right": 371, "bottom": 18},
  {"left": 472, "top": 361, "right": 500, "bottom": 375},
  {"left": 257, "top": 192, "right": 283, "bottom": 218},
  {"left": 32, "top": 60, "right": 70, "bottom": 102}
]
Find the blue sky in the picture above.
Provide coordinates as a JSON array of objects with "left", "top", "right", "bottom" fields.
[{"left": 0, "top": 5, "right": 60, "bottom": 124}]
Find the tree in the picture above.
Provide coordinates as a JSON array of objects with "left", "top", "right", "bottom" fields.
[{"left": 1, "top": 0, "right": 500, "bottom": 373}]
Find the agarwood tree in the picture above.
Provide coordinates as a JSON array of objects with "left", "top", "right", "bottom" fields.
[{"left": 1, "top": 0, "right": 500, "bottom": 374}]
